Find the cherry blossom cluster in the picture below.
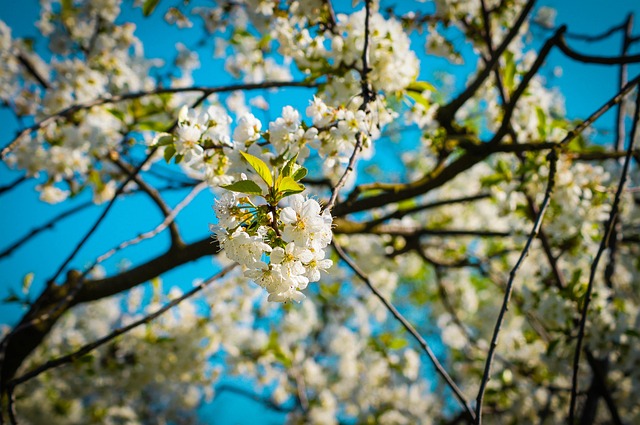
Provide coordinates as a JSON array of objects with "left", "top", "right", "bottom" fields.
[{"left": 210, "top": 151, "right": 333, "bottom": 302}]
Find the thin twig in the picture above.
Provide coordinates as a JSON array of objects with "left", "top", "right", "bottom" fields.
[
  {"left": 437, "top": 0, "right": 535, "bottom": 128},
  {"left": 475, "top": 149, "right": 558, "bottom": 424},
  {"left": 0, "top": 183, "right": 192, "bottom": 261},
  {"left": 491, "top": 28, "right": 566, "bottom": 143},
  {"left": 332, "top": 241, "right": 476, "bottom": 422},
  {"left": 6, "top": 386, "right": 17, "bottom": 425},
  {"left": 568, "top": 84, "right": 640, "bottom": 425},
  {"left": 110, "top": 154, "right": 184, "bottom": 247},
  {"left": 533, "top": 21, "right": 626, "bottom": 43},
  {"left": 0, "top": 176, "right": 27, "bottom": 195},
  {"left": 324, "top": 0, "right": 373, "bottom": 212},
  {"left": 557, "top": 36, "right": 640, "bottom": 65},
  {"left": 16, "top": 53, "right": 50, "bottom": 90},
  {"left": 561, "top": 75, "right": 640, "bottom": 146},
  {"left": 605, "top": 14, "right": 634, "bottom": 291},
  {"left": 90, "top": 182, "right": 206, "bottom": 270},
  {"left": 364, "top": 193, "right": 491, "bottom": 228},
  {"left": 0, "top": 201, "right": 93, "bottom": 260},
  {"left": 9, "top": 265, "right": 236, "bottom": 389}
]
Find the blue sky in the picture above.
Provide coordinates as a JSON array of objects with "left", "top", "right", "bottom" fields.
[{"left": 1, "top": 0, "right": 639, "bottom": 423}]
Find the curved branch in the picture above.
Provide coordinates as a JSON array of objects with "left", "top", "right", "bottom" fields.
[
  {"left": 557, "top": 36, "right": 640, "bottom": 64},
  {"left": 475, "top": 149, "right": 558, "bottom": 424},
  {"left": 0, "top": 183, "right": 194, "bottom": 261},
  {"left": 332, "top": 241, "right": 476, "bottom": 423},
  {"left": 87, "top": 182, "right": 207, "bottom": 274},
  {"left": 568, "top": 85, "right": 640, "bottom": 425},
  {"left": 0, "top": 175, "right": 27, "bottom": 196}
]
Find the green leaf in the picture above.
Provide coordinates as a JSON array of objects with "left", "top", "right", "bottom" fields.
[
  {"left": 379, "top": 332, "right": 408, "bottom": 350},
  {"left": 22, "top": 272, "right": 34, "bottom": 294},
  {"left": 174, "top": 154, "right": 184, "bottom": 164},
  {"left": 240, "top": 151, "right": 273, "bottom": 187},
  {"left": 106, "top": 108, "right": 125, "bottom": 122},
  {"left": 61, "top": 0, "right": 73, "bottom": 14},
  {"left": 407, "top": 80, "right": 436, "bottom": 93},
  {"left": 292, "top": 167, "right": 307, "bottom": 181},
  {"left": 503, "top": 51, "right": 516, "bottom": 91},
  {"left": 222, "top": 180, "right": 264, "bottom": 196},
  {"left": 282, "top": 153, "right": 299, "bottom": 177},
  {"left": 142, "top": 0, "right": 160, "bottom": 16},
  {"left": 155, "top": 135, "right": 174, "bottom": 146},
  {"left": 277, "top": 176, "right": 304, "bottom": 194},
  {"left": 536, "top": 107, "right": 547, "bottom": 139},
  {"left": 387, "top": 338, "right": 408, "bottom": 350},
  {"left": 136, "top": 121, "right": 171, "bottom": 131},
  {"left": 163, "top": 146, "right": 176, "bottom": 163},
  {"left": 88, "top": 170, "right": 104, "bottom": 192}
]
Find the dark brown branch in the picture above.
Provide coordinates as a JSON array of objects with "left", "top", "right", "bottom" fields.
[
  {"left": 534, "top": 21, "right": 628, "bottom": 43},
  {"left": 568, "top": 86, "right": 640, "bottom": 425},
  {"left": 581, "top": 351, "right": 623, "bottom": 425},
  {"left": 74, "top": 237, "right": 220, "bottom": 304},
  {"left": 491, "top": 28, "right": 565, "bottom": 143},
  {"left": 0, "top": 95, "right": 211, "bottom": 394},
  {"left": 16, "top": 53, "right": 50, "bottom": 90},
  {"left": 526, "top": 195, "right": 566, "bottom": 289},
  {"left": 8, "top": 265, "right": 236, "bottom": 389},
  {"left": 366, "top": 193, "right": 491, "bottom": 228},
  {"left": 436, "top": 0, "right": 535, "bottom": 129},
  {"left": 478, "top": 0, "right": 510, "bottom": 105},
  {"left": 334, "top": 73, "right": 640, "bottom": 218},
  {"left": 0, "top": 176, "right": 27, "bottom": 195},
  {"left": 332, "top": 241, "right": 476, "bottom": 423},
  {"left": 571, "top": 149, "right": 640, "bottom": 161},
  {"left": 475, "top": 149, "right": 558, "bottom": 424},
  {"left": 333, "top": 150, "right": 488, "bottom": 216},
  {"left": 605, "top": 14, "right": 634, "bottom": 291},
  {"left": 557, "top": 35, "right": 640, "bottom": 64},
  {"left": 564, "top": 24, "right": 626, "bottom": 42}
]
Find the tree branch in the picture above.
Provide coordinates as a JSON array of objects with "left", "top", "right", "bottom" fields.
[
  {"left": 436, "top": 0, "right": 535, "bottom": 129},
  {"left": 110, "top": 153, "right": 184, "bottom": 247},
  {"left": 332, "top": 241, "right": 476, "bottom": 423},
  {"left": 568, "top": 84, "right": 640, "bottom": 425},
  {"left": 475, "top": 149, "right": 558, "bottom": 424},
  {"left": 334, "top": 74, "right": 640, "bottom": 217},
  {"left": 324, "top": 0, "right": 372, "bottom": 212},
  {"left": 8, "top": 265, "right": 236, "bottom": 390},
  {"left": 557, "top": 35, "right": 640, "bottom": 64}
]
